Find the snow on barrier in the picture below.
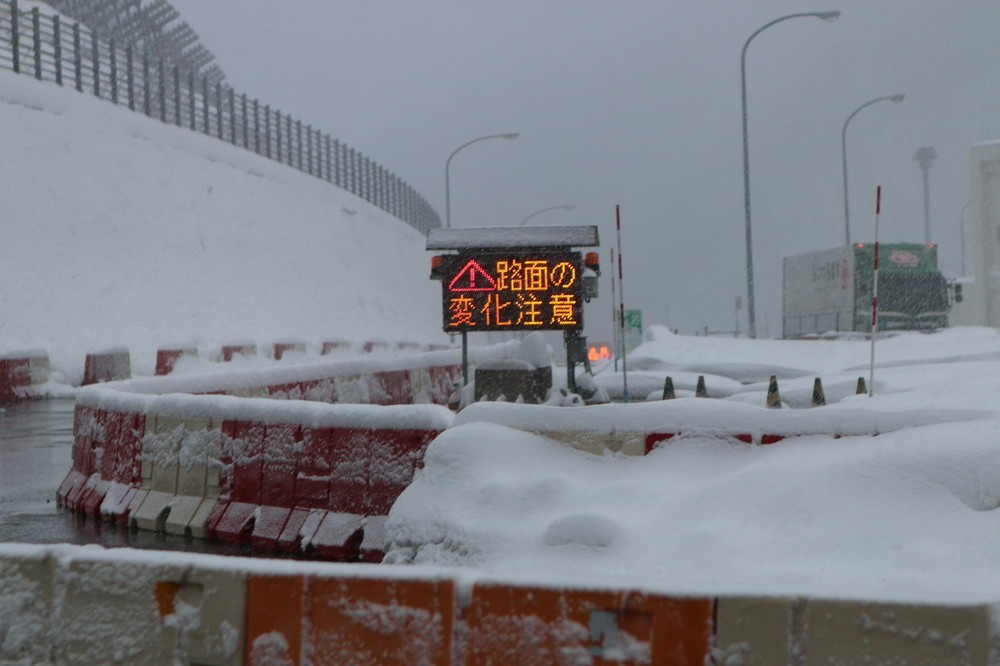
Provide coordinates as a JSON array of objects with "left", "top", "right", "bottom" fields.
[
  {"left": 1, "top": 544, "right": 997, "bottom": 665},
  {"left": 0, "top": 349, "right": 49, "bottom": 404},
  {"left": 82, "top": 347, "right": 131, "bottom": 385},
  {"left": 452, "top": 398, "right": 988, "bottom": 457},
  {"left": 58, "top": 349, "right": 466, "bottom": 558}
]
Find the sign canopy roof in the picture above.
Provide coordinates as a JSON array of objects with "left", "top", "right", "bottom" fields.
[{"left": 426, "top": 225, "right": 599, "bottom": 251}]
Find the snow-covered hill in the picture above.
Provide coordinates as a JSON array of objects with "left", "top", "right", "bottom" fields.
[{"left": 0, "top": 72, "right": 445, "bottom": 383}]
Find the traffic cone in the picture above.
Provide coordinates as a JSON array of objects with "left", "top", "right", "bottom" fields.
[
  {"left": 661, "top": 376, "right": 676, "bottom": 400},
  {"left": 695, "top": 375, "right": 707, "bottom": 398},
  {"left": 856, "top": 377, "right": 867, "bottom": 395},
  {"left": 766, "top": 375, "right": 781, "bottom": 409},
  {"left": 812, "top": 377, "right": 826, "bottom": 406}
]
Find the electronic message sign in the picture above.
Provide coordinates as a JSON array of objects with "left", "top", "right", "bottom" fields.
[{"left": 438, "top": 251, "right": 584, "bottom": 332}]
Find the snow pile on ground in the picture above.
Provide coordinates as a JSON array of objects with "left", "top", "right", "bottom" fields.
[
  {"left": 0, "top": 71, "right": 445, "bottom": 384},
  {"left": 385, "top": 328, "right": 1000, "bottom": 602}
]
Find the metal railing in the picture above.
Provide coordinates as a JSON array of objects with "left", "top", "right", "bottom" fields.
[{"left": 0, "top": 0, "right": 441, "bottom": 233}]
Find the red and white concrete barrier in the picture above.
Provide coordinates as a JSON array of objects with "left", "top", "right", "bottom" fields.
[
  {"left": 0, "top": 350, "right": 49, "bottom": 404},
  {"left": 154, "top": 346, "right": 197, "bottom": 376},
  {"left": 82, "top": 347, "right": 131, "bottom": 385}
]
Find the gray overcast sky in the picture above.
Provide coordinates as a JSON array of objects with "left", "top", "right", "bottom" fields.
[{"left": 170, "top": 0, "right": 1000, "bottom": 340}]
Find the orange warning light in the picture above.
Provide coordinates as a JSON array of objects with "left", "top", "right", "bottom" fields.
[{"left": 587, "top": 345, "right": 611, "bottom": 362}]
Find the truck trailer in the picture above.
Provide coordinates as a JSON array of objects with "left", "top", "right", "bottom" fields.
[{"left": 782, "top": 243, "right": 949, "bottom": 338}]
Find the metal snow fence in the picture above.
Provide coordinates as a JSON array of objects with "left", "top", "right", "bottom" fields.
[{"left": 0, "top": 0, "right": 441, "bottom": 233}]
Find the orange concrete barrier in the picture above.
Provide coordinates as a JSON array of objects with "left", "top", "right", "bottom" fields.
[
  {"left": 465, "top": 582, "right": 713, "bottom": 665},
  {"left": 246, "top": 572, "right": 457, "bottom": 665}
]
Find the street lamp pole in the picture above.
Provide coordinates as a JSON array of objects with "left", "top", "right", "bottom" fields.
[
  {"left": 960, "top": 198, "right": 971, "bottom": 276},
  {"left": 741, "top": 10, "right": 840, "bottom": 339},
  {"left": 519, "top": 205, "right": 575, "bottom": 226},
  {"left": 841, "top": 94, "right": 904, "bottom": 246},
  {"left": 445, "top": 132, "right": 520, "bottom": 229},
  {"left": 914, "top": 146, "right": 938, "bottom": 243}
]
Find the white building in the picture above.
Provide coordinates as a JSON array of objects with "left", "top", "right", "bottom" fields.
[{"left": 967, "top": 142, "right": 1000, "bottom": 326}]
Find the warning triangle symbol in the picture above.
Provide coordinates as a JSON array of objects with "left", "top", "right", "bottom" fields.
[{"left": 448, "top": 259, "right": 497, "bottom": 292}]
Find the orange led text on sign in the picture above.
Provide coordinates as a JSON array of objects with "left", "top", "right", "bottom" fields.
[{"left": 443, "top": 254, "right": 582, "bottom": 331}]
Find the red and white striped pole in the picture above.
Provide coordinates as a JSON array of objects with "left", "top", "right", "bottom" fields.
[
  {"left": 610, "top": 247, "right": 619, "bottom": 372},
  {"left": 869, "top": 185, "right": 881, "bottom": 397},
  {"left": 616, "top": 205, "right": 630, "bottom": 403}
]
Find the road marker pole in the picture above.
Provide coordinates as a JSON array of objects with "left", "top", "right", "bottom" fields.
[
  {"left": 869, "top": 185, "right": 881, "bottom": 397},
  {"left": 611, "top": 247, "right": 619, "bottom": 373},
  {"left": 616, "top": 205, "right": 630, "bottom": 403}
]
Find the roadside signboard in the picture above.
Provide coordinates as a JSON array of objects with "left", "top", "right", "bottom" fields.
[
  {"left": 439, "top": 251, "right": 584, "bottom": 333},
  {"left": 623, "top": 308, "right": 643, "bottom": 353}
]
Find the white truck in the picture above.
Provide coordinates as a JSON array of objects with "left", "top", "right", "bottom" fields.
[{"left": 782, "top": 243, "right": 950, "bottom": 338}]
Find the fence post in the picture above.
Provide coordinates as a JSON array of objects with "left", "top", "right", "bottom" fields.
[
  {"left": 306, "top": 125, "right": 312, "bottom": 176},
  {"left": 264, "top": 104, "right": 271, "bottom": 158},
  {"left": 109, "top": 38, "right": 118, "bottom": 103},
  {"left": 31, "top": 7, "right": 41, "bottom": 80},
  {"left": 53, "top": 14, "right": 62, "bottom": 85},
  {"left": 142, "top": 50, "right": 150, "bottom": 115},
  {"left": 188, "top": 69, "right": 195, "bottom": 130},
  {"left": 126, "top": 44, "right": 134, "bottom": 110},
  {"left": 366, "top": 157, "right": 373, "bottom": 202},
  {"left": 395, "top": 177, "right": 403, "bottom": 218},
  {"left": 91, "top": 28, "right": 99, "bottom": 97},
  {"left": 253, "top": 99, "right": 260, "bottom": 153},
  {"left": 334, "top": 139, "right": 341, "bottom": 187},
  {"left": 315, "top": 130, "right": 322, "bottom": 179},
  {"left": 228, "top": 86, "right": 236, "bottom": 144},
  {"left": 201, "top": 75, "right": 209, "bottom": 133},
  {"left": 275, "top": 110, "right": 282, "bottom": 161},
  {"left": 73, "top": 22, "right": 81, "bottom": 91},
  {"left": 296, "top": 120, "right": 303, "bottom": 171},
  {"left": 158, "top": 58, "right": 166, "bottom": 122},
  {"left": 241, "top": 93, "right": 248, "bottom": 148},
  {"left": 286, "top": 115, "right": 293, "bottom": 165},
  {"left": 379, "top": 165, "right": 387, "bottom": 209},
  {"left": 348, "top": 148, "right": 356, "bottom": 194},
  {"left": 323, "top": 135, "right": 331, "bottom": 182},
  {"left": 10, "top": 0, "right": 19, "bottom": 74},
  {"left": 173, "top": 64, "right": 181, "bottom": 125},
  {"left": 215, "top": 82, "right": 223, "bottom": 139}
]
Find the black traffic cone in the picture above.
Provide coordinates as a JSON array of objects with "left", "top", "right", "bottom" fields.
[
  {"left": 856, "top": 377, "right": 867, "bottom": 395},
  {"left": 766, "top": 375, "right": 781, "bottom": 409},
  {"left": 812, "top": 377, "right": 826, "bottom": 407},
  {"left": 662, "top": 376, "right": 676, "bottom": 400},
  {"left": 695, "top": 375, "right": 707, "bottom": 398}
]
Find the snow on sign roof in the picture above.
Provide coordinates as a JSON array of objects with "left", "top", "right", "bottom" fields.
[{"left": 426, "top": 226, "right": 600, "bottom": 250}]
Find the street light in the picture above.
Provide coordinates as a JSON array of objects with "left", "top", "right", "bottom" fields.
[
  {"left": 914, "top": 146, "right": 938, "bottom": 243},
  {"left": 519, "top": 205, "right": 575, "bottom": 226},
  {"left": 445, "top": 132, "right": 520, "bottom": 229},
  {"left": 959, "top": 198, "right": 971, "bottom": 276},
  {"left": 741, "top": 10, "right": 840, "bottom": 339},
  {"left": 842, "top": 94, "right": 905, "bottom": 245}
]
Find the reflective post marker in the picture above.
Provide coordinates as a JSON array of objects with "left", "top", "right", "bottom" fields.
[{"left": 869, "top": 185, "right": 881, "bottom": 397}]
